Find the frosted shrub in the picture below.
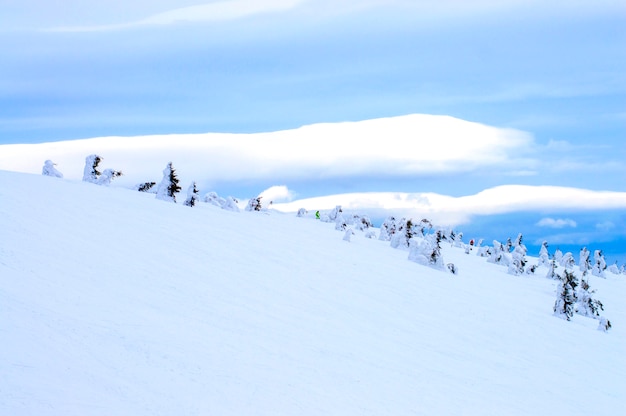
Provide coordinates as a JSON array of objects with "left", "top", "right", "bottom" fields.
[{"left": 42, "top": 160, "right": 63, "bottom": 178}]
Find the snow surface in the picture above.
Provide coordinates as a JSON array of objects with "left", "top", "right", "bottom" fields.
[{"left": 1, "top": 170, "right": 624, "bottom": 415}]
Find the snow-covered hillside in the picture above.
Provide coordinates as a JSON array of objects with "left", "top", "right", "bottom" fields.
[{"left": 1, "top": 170, "right": 624, "bottom": 415}]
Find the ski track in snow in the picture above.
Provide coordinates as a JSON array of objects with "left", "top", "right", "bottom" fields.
[{"left": 1, "top": 170, "right": 625, "bottom": 415}]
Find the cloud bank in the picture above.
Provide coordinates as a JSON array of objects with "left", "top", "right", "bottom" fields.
[
  {"left": 0, "top": 114, "right": 534, "bottom": 187},
  {"left": 272, "top": 186, "right": 626, "bottom": 227}
]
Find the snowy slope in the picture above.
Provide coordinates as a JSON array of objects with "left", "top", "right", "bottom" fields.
[{"left": 1, "top": 170, "right": 624, "bottom": 415}]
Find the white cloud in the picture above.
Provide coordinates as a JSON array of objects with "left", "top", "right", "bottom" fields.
[
  {"left": 536, "top": 218, "right": 577, "bottom": 229},
  {"left": 0, "top": 114, "right": 535, "bottom": 187},
  {"left": 273, "top": 186, "right": 626, "bottom": 227},
  {"left": 259, "top": 185, "right": 294, "bottom": 204},
  {"left": 596, "top": 221, "right": 616, "bottom": 232}
]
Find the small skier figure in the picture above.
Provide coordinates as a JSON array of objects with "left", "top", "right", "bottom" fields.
[{"left": 315, "top": 210, "right": 320, "bottom": 219}]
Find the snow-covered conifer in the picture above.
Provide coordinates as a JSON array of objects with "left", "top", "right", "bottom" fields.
[
  {"left": 554, "top": 270, "right": 578, "bottom": 321},
  {"left": 447, "top": 263, "right": 458, "bottom": 275},
  {"left": 560, "top": 252, "right": 576, "bottom": 269},
  {"left": 328, "top": 205, "right": 342, "bottom": 221},
  {"left": 579, "top": 247, "right": 591, "bottom": 273},
  {"left": 546, "top": 258, "right": 559, "bottom": 280},
  {"left": 390, "top": 218, "right": 414, "bottom": 249},
  {"left": 592, "top": 250, "right": 607, "bottom": 278},
  {"left": 607, "top": 262, "right": 620, "bottom": 275},
  {"left": 183, "top": 182, "right": 200, "bottom": 207},
  {"left": 576, "top": 278, "right": 604, "bottom": 319},
  {"left": 597, "top": 317, "right": 612, "bottom": 332},
  {"left": 42, "top": 160, "right": 63, "bottom": 178},
  {"left": 538, "top": 241, "right": 550, "bottom": 266},
  {"left": 221, "top": 196, "right": 240, "bottom": 212},
  {"left": 96, "top": 168, "right": 122, "bottom": 186},
  {"left": 246, "top": 196, "right": 263, "bottom": 211},
  {"left": 343, "top": 228, "right": 355, "bottom": 242},
  {"left": 82, "top": 154, "right": 102, "bottom": 183},
  {"left": 204, "top": 191, "right": 226, "bottom": 207},
  {"left": 554, "top": 249, "right": 563, "bottom": 265},
  {"left": 136, "top": 181, "right": 156, "bottom": 192},
  {"left": 297, "top": 208, "right": 307, "bottom": 217},
  {"left": 408, "top": 230, "right": 445, "bottom": 271},
  {"left": 378, "top": 216, "right": 397, "bottom": 241},
  {"left": 156, "top": 162, "right": 181, "bottom": 203},
  {"left": 452, "top": 232, "right": 464, "bottom": 248},
  {"left": 487, "top": 240, "right": 511, "bottom": 267},
  {"left": 335, "top": 214, "right": 347, "bottom": 231}
]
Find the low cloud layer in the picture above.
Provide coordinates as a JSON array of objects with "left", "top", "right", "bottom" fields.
[
  {"left": 273, "top": 186, "right": 626, "bottom": 227},
  {"left": 0, "top": 114, "right": 535, "bottom": 188}
]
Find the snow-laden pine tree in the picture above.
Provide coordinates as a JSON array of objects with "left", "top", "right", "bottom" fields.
[
  {"left": 156, "top": 162, "right": 181, "bottom": 203},
  {"left": 42, "top": 160, "right": 63, "bottom": 178},
  {"left": 327, "top": 205, "right": 342, "bottom": 221},
  {"left": 538, "top": 241, "right": 550, "bottom": 266},
  {"left": 554, "top": 249, "right": 564, "bottom": 265},
  {"left": 82, "top": 154, "right": 102, "bottom": 183},
  {"left": 579, "top": 247, "right": 591, "bottom": 274},
  {"left": 378, "top": 216, "right": 397, "bottom": 241},
  {"left": 554, "top": 270, "right": 578, "bottom": 321},
  {"left": 343, "top": 228, "right": 355, "bottom": 242},
  {"left": 96, "top": 169, "right": 122, "bottom": 186},
  {"left": 296, "top": 208, "right": 308, "bottom": 217},
  {"left": 204, "top": 191, "right": 226, "bottom": 207},
  {"left": 597, "top": 317, "right": 612, "bottom": 332},
  {"left": 592, "top": 250, "right": 607, "bottom": 278},
  {"left": 246, "top": 196, "right": 263, "bottom": 211},
  {"left": 334, "top": 213, "right": 347, "bottom": 231},
  {"left": 136, "top": 182, "right": 157, "bottom": 193},
  {"left": 559, "top": 252, "right": 576, "bottom": 269},
  {"left": 546, "top": 258, "right": 559, "bottom": 280},
  {"left": 487, "top": 240, "right": 511, "bottom": 267},
  {"left": 221, "top": 196, "right": 240, "bottom": 212},
  {"left": 408, "top": 230, "right": 446, "bottom": 271},
  {"left": 576, "top": 278, "right": 604, "bottom": 319},
  {"left": 183, "top": 182, "right": 200, "bottom": 207},
  {"left": 452, "top": 231, "right": 464, "bottom": 248},
  {"left": 509, "top": 234, "right": 527, "bottom": 275},
  {"left": 607, "top": 262, "right": 620, "bottom": 275},
  {"left": 390, "top": 218, "right": 414, "bottom": 249}
]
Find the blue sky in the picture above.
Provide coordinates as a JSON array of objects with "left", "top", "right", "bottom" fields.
[{"left": 1, "top": 0, "right": 625, "bottom": 262}]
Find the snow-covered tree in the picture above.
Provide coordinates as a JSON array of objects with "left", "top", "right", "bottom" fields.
[
  {"left": 378, "top": 216, "right": 397, "bottom": 241},
  {"left": 156, "top": 162, "right": 181, "bottom": 203},
  {"left": 390, "top": 218, "right": 414, "bottom": 249},
  {"left": 328, "top": 205, "right": 342, "bottom": 221},
  {"left": 546, "top": 258, "right": 559, "bottom": 280},
  {"left": 576, "top": 278, "right": 604, "bottom": 319},
  {"left": 221, "top": 196, "right": 240, "bottom": 212},
  {"left": 246, "top": 196, "right": 263, "bottom": 211},
  {"left": 607, "top": 261, "right": 620, "bottom": 275},
  {"left": 408, "top": 230, "right": 445, "bottom": 271},
  {"left": 509, "top": 234, "right": 527, "bottom": 275},
  {"left": 592, "top": 250, "right": 607, "bottom": 278},
  {"left": 296, "top": 208, "right": 308, "bottom": 217},
  {"left": 560, "top": 252, "right": 576, "bottom": 270},
  {"left": 351, "top": 215, "right": 373, "bottom": 231},
  {"left": 334, "top": 213, "right": 347, "bottom": 231},
  {"left": 343, "top": 228, "right": 355, "bottom": 242},
  {"left": 452, "top": 231, "right": 464, "bottom": 248},
  {"left": 96, "top": 168, "right": 122, "bottom": 186},
  {"left": 136, "top": 181, "right": 156, "bottom": 192},
  {"left": 487, "top": 240, "right": 511, "bottom": 267},
  {"left": 538, "top": 241, "right": 550, "bottom": 266},
  {"left": 42, "top": 160, "right": 63, "bottom": 178},
  {"left": 579, "top": 247, "right": 591, "bottom": 274},
  {"left": 554, "top": 270, "right": 578, "bottom": 321},
  {"left": 183, "top": 182, "right": 200, "bottom": 207},
  {"left": 597, "top": 317, "right": 612, "bottom": 332},
  {"left": 554, "top": 249, "right": 564, "bottom": 265},
  {"left": 82, "top": 154, "right": 102, "bottom": 183}
]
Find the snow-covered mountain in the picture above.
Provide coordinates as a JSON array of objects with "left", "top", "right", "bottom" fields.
[{"left": 1, "top": 170, "right": 624, "bottom": 415}]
